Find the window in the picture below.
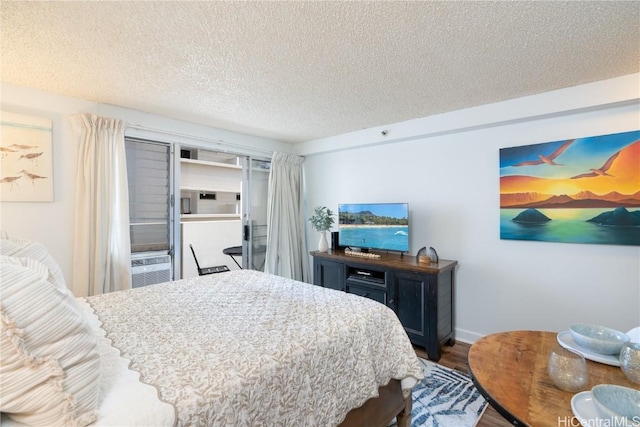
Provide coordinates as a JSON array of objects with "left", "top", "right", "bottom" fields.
[{"left": 125, "top": 138, "right": 172, "bottom": 253}]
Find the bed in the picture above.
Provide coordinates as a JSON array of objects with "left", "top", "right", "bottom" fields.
[{"left": 0, "top": 236, "right": 423, "bottom": 427}]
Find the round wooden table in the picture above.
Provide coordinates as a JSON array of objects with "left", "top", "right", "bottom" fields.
[{"left": 467, "top": 330, "right": 637, "bottom": 427}]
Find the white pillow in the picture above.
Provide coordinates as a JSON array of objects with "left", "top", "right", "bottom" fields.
[
  {"left": 0, "top": 255, "right": 50, "bottom": 281},
  {"left": 0, "top": 237, "right": 66, "bottom": 290},
  {"left": 0, "top": 262, "right": 101, "bottom": 426}
]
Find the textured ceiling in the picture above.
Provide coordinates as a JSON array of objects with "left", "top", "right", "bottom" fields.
[{"left": 1, "top": 1, "right": 639, "bottom": 144}]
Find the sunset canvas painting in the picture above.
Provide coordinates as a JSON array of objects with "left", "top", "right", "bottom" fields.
[{"left": 499, "top": 130, "right": 640, "bottom": 245}]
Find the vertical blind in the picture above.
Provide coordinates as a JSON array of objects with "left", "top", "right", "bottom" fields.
[{"left": 125, "top": 138, "right": 171, "bottom": 253}]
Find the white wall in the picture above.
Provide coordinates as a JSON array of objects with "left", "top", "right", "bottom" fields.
[
  {"left": 300, "top": 74, "right": 640, "bottom": 342},
  {"left": 0, "top": 83, "right": 292, "bottom": 294},
  {"left": 1, "top": 85, "right": 95, "bottom": 291}
]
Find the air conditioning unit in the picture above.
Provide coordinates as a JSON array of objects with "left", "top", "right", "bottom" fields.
[{"left": 131, "top": 253, "right": 172, "bottom": 288}]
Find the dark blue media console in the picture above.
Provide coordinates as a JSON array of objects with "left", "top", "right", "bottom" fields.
[{"left": 311, "top": 249, "right": 458, "bottom": 362}]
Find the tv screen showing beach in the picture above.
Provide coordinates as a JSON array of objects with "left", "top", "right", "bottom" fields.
[{"left": 338, "top": 203, "right": 409, "bottom": 252}]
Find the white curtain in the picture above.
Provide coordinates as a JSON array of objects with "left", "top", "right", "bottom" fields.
[
  {"left": 70, "top": 114, "right": 131, "bottom": 296},
  {"left": 264, "top": 152, "right": 310, "bottom": 282}
]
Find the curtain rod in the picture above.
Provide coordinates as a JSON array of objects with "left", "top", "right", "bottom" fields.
[{"left": 126, "top": 123, "right": 274, "bottom": 157}]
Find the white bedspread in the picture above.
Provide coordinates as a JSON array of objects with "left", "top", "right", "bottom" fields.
[
  {"left": 78, "top": 299, "right": 176, "bottom": 426},
  {"left": 88, "top": 270, "right": 423, "bottom": 426},
  {"left": 4, "top": 270, "right": 423, "bottom": 427}
]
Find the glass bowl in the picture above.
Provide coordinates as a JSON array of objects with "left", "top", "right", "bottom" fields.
[{"left": 619, "top": 342, "right": 640, "bottom": 384}]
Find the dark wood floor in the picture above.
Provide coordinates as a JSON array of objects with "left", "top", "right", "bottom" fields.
[{"left": 413, "top": 342, "right": 512, "bottom": 427}]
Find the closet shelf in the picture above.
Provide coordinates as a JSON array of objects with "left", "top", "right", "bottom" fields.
[
  {"left": 180, "top": 187, "right": 240, "bottom": 194},
  {"left": 180, "top": 158, "right": 241, "bottom": 169},
  {"left": 181, "top": 213, "right": 241, "bottom": 220}
]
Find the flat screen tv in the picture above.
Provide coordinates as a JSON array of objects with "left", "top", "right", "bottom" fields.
[{"left": 338, "top": 203, "right": 409, "bottom": 253}]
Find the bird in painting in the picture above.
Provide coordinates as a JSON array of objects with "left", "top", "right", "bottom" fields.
[
  {"left": 18, "top": 152, "right": 43, "bottom": 161},
  {"left": 513, "top": 139, "right": 574, "bottom": 166},
  {"left": 19, "top": 170, "right": 47, "bottom": 185},
  {"left": 570, "top": 151, "right": 620, "bottom": 179},
  {"left": 18, "top": 152, "right": 43, "bottom": 167},
  {"left": 0, "top": 176, "right": 22, "bottom": 190},
  {"left": 9, "top": 144, "right": 37, "bottom": 150}
]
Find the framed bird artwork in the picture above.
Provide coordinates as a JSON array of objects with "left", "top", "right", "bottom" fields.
[
  {"left": 499, "top": 129, "right": 640, "bottom": 246},
  {"left": 0, "top": 111, "right": 53, "bottom": 202}
]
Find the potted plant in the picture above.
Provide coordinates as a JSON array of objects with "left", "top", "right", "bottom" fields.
[{"left": 309, "top": 206, "right": 335, "bottom": 252}]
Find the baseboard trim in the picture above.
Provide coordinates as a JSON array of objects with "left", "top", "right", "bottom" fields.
[{"left": 454, "top": 328, "right": 485, "bottom": 345}]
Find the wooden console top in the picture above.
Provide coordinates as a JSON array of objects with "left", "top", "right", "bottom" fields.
[{"left": 310, "top": 250, "right": 457, "bottom": 275}]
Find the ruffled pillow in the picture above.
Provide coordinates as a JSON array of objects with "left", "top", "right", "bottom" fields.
[
  {"left": 0, "top": 261, "right": 101, "bottom": 426},
  {"left": 0, "top": 235, "right": 66, "bottom": 290},
  {"left": 0, "top": 255, "right": 50, "bottom": 281}
]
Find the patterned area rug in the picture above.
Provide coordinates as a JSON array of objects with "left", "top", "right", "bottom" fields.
[{"left": 391, "top": 358, "right": 488, "bottom": 427}]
